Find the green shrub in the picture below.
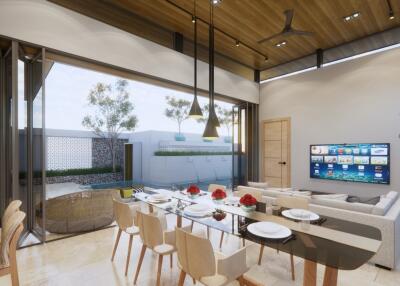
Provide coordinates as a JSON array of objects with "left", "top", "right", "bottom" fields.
[
  {"left": 154, "top": 151, "right": 232, "bottom": 156},
  {"left": 46, "top": 166, "right": 121, "bottom": 177}
]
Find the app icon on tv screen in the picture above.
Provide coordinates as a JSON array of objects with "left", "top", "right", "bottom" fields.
[{"left": 310, "top": 143, "right": 390, "bottom": 185}]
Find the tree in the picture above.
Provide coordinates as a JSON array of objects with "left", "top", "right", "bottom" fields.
[
  {"left": 219, "top": 108, "right": 233, "bottom": 136},
  {"left": 197, "top": 104, "right": 233, "bottom": 136},
  {"left": 164, "top": 96, "right": 191, "bottom": 135},
  {"left": 82, "top": 79, "right": 138, "bottom": 172}
]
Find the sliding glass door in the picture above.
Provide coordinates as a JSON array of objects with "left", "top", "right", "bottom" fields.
[
  {"left": 0, "top": 41, "right": 46, "bottom": 245},
  {"left": 232, "top": 102, "right": 259, "bottom": 187}
]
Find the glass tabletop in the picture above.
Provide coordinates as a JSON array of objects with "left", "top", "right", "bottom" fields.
[{"left": 133, "top": 189, "right": 382, "bottom": 270}]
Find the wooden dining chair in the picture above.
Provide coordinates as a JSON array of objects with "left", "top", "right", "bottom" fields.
[
  {"left": 219, "top": 187, "right": 264, "bottom": 249},
  {"left": 258, "top": 195, "right": 310, "bottom": 281},
  {"left": 0, "top": 210, "right": 26, "bottom": 286},
  {"left": 0, "top": 200, "right": 22, "bottom": 244},
  {"left": 190, "top": 184, "right": 227, "bottom": 239},
  {"left": 111, "top": 198, "right": 141, "bottom": 276},
  {"left": 176, "top": 227, "right": 250, "bottom": 286},
  {"left": 133, "top": 210, "right": 177, "bottom": 286}
]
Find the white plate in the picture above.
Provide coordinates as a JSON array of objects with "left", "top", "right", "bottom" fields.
[
  {"left": 248, "top": 222, "right": 292, "bottom": 239},
  {"left": 147, "top": 194, "right": 170, "bottom": 203},
  {"left": 281, "top": 209, "right": 320, "bottom": 221},
  {"left": 225, "top": 197, "right": 240, "bottom": 205},
  {"left": 184, "top": 204, "right": 214, "bottom": 217}
]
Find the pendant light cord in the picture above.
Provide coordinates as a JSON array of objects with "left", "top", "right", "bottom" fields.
[
  {"left": 194, "top": 0, "right": 197, "bottom": 98},
  {"left": 209, "top": 1, "right": 214, "bottom": 110}
]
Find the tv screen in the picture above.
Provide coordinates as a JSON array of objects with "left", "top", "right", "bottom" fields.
[{"left": 310, "top": 143, "right": 390, "bottom": 185}]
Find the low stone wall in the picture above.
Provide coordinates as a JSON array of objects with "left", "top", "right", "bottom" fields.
[{"left": 47, "top": 172, "right": 123, "bottom": 185}]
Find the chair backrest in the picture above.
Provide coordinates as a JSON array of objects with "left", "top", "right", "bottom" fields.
[
  {"left": 113, "top": 198, "right": 140, "bottom": 230},
  {"left": 176, "top": 227, "right": 216, "bottom": 280},
  {"left": 208, "top": 184, "right": 226, "bottom": 193},
  {"left": 1, "top": 211, "right": 25, "bottom": 267},
  {"left": 136, "top": 211, "right": 164, "bottom": 249},
  {"left": 276, "top": 196, "right": 309, "bottom": 210},
  {"left": 235, "top": 186, "right": 263, "bottom": 202},
  {"left": 2, "top": 200, "right": 22, "bottom": 226}
]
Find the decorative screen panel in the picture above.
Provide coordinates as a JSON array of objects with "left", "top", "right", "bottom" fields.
[{"left": 47, "top": 137, "right": 92, "bottom": 170}]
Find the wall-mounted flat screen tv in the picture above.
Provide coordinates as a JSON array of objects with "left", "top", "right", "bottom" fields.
[{"left": 310, "top": 143, "right": 390, "bottom": 185}]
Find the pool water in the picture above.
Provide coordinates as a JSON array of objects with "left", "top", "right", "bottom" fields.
[{"left": 82, "top": 179, "right": 232, "bottom": 191}]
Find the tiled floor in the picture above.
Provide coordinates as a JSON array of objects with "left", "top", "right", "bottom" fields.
[{"left": 1, "top": 215, "right": 399, "bottom": 286}]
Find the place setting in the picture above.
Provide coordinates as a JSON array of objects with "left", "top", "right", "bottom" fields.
[{"left": 246, "top": 221, "right": 295, "bottom": 244}]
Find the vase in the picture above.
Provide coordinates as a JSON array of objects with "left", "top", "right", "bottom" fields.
[
  {"left": 213, "top": 198, "right": 225, "bottom": 205},
  {"left": 241, "top": 205, "right": 256, "bottom": 212},
  {"left": 188, "top": 194, "right": 199, "bottom": 199}
]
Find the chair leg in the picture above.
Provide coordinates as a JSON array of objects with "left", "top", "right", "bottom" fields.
[
  {"left": 10, "top": 260, "right": 19, "bottom": 286},
  {"left": 190, "top": 221, "right": 194, "bottom": 232},
  {"left": 192, "top": 277, "right": 196, "bottom": 284},
  {"left": 258, "top": 245, "right": 264, "bottom": 266},
  {"left": 170, "top": 253, "right": 173, "bottom": 268},
  {"left": 207, "top": 226, "right": 210, "bottom": 239},
  {"left": 290, "top": 254, "right": 295, "bottom": 281},
  {"left": 237, "top": 275, "right": 245, "bottom": 286},
  {"left": 156, "top": 255, "right": 163, "bottom": 286},
  {"left": 178, "top": 270, "right": 186, "bottom": 286},
  {"left": 133, "top": 245, "right": 147, "bottom": 285},
  {"left": 111, "top": 228, "right": 122, "bottom": 261},
  {"left": 125, "top": 234, "right": 134, "bottom": 276},
  {"left": 219, "top": 232, "right": 224, "bottom": 249},
  {"left": 242, "top": 238, "right": 245, "bottom": 247}
]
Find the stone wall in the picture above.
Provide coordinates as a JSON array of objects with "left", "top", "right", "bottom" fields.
[
  {"left": 92, "top": 138, "right": 128, "bottom": 168},
  {"left": 47, "top": 172, "right": 123, "bottom": 185}
]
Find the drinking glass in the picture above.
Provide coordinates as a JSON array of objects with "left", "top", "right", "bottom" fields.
[{"left": 300, "top": 213, "right": 311, "bottom": 231}]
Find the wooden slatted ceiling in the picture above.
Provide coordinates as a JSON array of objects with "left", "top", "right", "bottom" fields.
[{"left": 49, "top": 0, "right": 400, "bottom": 81}]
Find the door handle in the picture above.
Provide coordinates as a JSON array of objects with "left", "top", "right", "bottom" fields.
[{"left": 278, "top": 161, "right": 287, "bottom": 165}]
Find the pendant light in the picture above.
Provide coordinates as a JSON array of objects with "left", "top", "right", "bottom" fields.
[
  {"left": 188, "top": 0, "right": 203, "bottom": 119},
  {"left": 203, "top": 0, "right": 219, "bottom": 140}
]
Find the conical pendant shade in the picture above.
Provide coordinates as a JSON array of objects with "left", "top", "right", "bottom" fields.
[
  {"left": 189, "top": 95, "right": 203, "bottom": 119},
  {"left": 202, "top": 116, "right": 219, "bottom": 140},
  {"left": 209, "top": 105, "right": 220, "bottom": 127}
]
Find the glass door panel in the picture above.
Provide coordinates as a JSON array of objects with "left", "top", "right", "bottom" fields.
[{"left": 29, "top": 49, "right": 45, "bottom": 242}]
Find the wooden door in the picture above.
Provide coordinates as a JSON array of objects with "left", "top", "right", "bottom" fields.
[{"left": 262, "top": 118, "right": 291, "bottom": 188}]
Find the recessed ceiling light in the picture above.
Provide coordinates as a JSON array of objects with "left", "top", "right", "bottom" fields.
[
  {"left": 344, "top": 12, "right": 361, "bottom": 22},
  {"left": 192, "top": 15, "right": 196, "bottom": 23},
  {"left": 212, "top": 0, "right": 222, "bottom": 5},
  {"left": 275, "top": 41, "right": 287, "bottom": 47},
  {"left": 235, "top": 40, "right": 240, "bottom": 47},
  {"left": 389, "top": 12, "right": 395, "bottom": 20},
  {"left": 264, "top": 57, "right": 269, "bottom": 62}
]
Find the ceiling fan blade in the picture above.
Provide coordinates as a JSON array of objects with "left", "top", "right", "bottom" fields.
[
  {"left": 290, "top": 29, "right": 313, "bottom": 36},
  {"left": 284, "top": 9, "right": 294, "bottom": 28},
  {"left": 258, "top": 32, "right": 283, "bottom": 44}
]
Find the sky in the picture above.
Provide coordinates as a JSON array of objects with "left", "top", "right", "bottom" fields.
[{"left": 45, "top": 62, "right": 234, "bottom": 136}]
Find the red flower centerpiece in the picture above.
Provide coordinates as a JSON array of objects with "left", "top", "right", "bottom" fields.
[
  {"left": 239, "top": 194, "right": 258, "bottom": 212},
  {"left": 187, "top": 185, "right": 200, "bottom": 199},
  {"left": 211, "top": 188, "right": 227, "bottom": 204}
]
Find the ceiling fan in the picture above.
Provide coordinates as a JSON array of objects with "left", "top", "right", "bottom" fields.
[{"left": 258, "top": 9, "right": 313, "bottom": 44}]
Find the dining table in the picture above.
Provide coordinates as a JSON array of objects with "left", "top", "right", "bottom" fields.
[{"left": 133, "top": 188, "right": 382, "bottom": 286}]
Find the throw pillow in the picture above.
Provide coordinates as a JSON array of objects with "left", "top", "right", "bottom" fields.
[
  {"left": 248, "top": 181, "right": 269, "bottom": 189},
  {"left": 311, "top": 194, "right": 348, "bottom": 201}
]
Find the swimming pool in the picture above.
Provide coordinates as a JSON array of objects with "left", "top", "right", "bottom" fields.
[{"left": 82, "top": 179, "right": 232, "bottom": 191}]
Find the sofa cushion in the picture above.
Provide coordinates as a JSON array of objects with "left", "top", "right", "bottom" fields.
[
  {"left": 347, "top": 195, "right": 380, "bottom": 205},
  {"left": 311, "top": 194, "right": 348, "bottom": 201},
  {"left": 311, "top": 198, "right": 374, "bottom": 214},
  {"left": 372, "top": 192, "right": 399, "bottom": 216},
  {"left": 248, "top": 181, "right": 269, "bottom": 189}
]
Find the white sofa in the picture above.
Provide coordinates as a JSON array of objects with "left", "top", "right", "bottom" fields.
[{"left": 238, "top": 185, "right": 400, "bottom": 269}]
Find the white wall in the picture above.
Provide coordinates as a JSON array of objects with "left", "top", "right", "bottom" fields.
[
  {"left": 260, "top": 47, "right": 400, "bottom": 197},
  {"left": 0, "top": 0, "right": 259, "bottom": 103}
]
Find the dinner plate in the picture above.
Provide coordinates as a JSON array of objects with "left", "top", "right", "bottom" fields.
[
  {"left": 225, "top": 197, "right": 240, "bottom": 205},
  {"left": 183, "top": 204, "right": 214, "bottom": 217},
  {"left": 147, "top": 194, "right": 170, "bottom": 203},
  {"left": 247, "top": 222, "right": 292, "bottom": 240},
  {"left": 281, "top": 209, "right": 320, "bottom": 221}
]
